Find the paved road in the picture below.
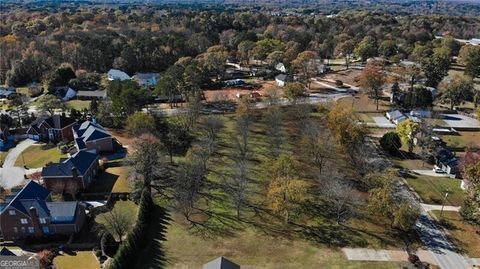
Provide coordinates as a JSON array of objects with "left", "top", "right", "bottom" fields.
[
  {"left": 3, "top": 139, "right": 35, "bottom": 167},
  {"left": 412, "top": 169, "right": 456, "bottom": 178}
]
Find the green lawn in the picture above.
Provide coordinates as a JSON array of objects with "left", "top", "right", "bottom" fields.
[
  {"left": 14, "top": 145, "right": 66, "bottom": 168},
  {"left": 89, "top": 166, "right": 131, "bottom": 193},
  {"left": 165, "top": 222, "right": 406, "bottom": 269},
  {"left": 53, "top": 251, "right": 99, "bottom": 269},
  {"left": 442, "top": 131, "right": 480, "bottom": 150},
  {"left": 430, "top": 211, "right": 480, "bottom": 257},
  {"left": 406, "top": 175, "right": 464, "bottom": 206},
  {"left": 96, "top": 200, "right": 138, "bottom": 226},
  {"left": 66, "top": 99, "right": 91, "bottom": 110}
]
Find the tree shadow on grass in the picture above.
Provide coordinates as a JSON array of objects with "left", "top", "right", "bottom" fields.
[{"left": 134, "top": 205, "right": 171, "bottom": 269}]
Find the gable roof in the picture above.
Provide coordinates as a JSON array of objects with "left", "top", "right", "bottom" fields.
[
  {"left": 108, "top": 69, "right": 131, "bottom": 81},
  {"left": 275, "top": 74, "right": 287, "bottom": 81},
  {"left": 203, "top": 257, "right": 240, "bottom": 269},
  {"left": 33, "top": 115, "right": 76, "bottom": 130},
  {"left": 0, "top": 247, "right": 16, "bottom": 256},
  {"left": 41, "top": 151, "right": 99, "bottom": 178},
  {"left": 73, "top": 121, "right": 111, "bottom": 143},
  {"left": 46, "top": 202, "right": 78, "bottom": 224},
  {"left": 0, "top": 181, "right": 50, "bottom": 215}
]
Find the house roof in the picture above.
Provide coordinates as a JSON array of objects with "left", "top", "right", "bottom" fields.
[
  {"left": 108, "top": 69, "right": 131, "bottom": 81},
  {"left": 34, "top": 115, "right": 76, "bottom": 130},
  {"left": 41, "top": 151, "right": 99, "bottom": 178},
  {"left": 387, "top": 110, "right": 405, "bottom": 120},
  {"left": 0, "top": 181, "right": 50, "bottom": 215},
  {"left": 133, "top": 73, "right": 159, "bottom": 80},
  {"left": 46, "top": 202, "right": 78, "bottom": 224},
  {"left": 76, "top": 90, "right": 107, "bottom": 98},
  {"left": 275, "top": 74, "right": 287, "bottom": 81},
  {"left": 203, "top": 257, "right": 240, "bottom": 269},
  {"left": 0, "top": 247, "right": 16, "bottom": 256},
  {"left": 73, "top": 121, "right": 111, "bottom": 143}
]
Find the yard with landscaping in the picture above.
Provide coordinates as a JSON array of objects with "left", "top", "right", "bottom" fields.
[
  {"left": 53, "top": 251, "right": 99, "bottom": 269},
  {"left": 405, "top": 175, "right": 464, "bottom": 206},
  {"left": 431, "top": 211, "right": 480, "bottom": 258},
  {"left": 14, "top": 145, "right": 66, "bottom": 168}
]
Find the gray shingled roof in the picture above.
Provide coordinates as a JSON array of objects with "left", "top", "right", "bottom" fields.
[{"left": 203, "top": 257, "right": 240, "bottom": 269}]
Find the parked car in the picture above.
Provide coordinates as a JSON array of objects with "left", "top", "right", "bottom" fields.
[{"left": 433, "top": 165, "right": 445, "bottom": 174}]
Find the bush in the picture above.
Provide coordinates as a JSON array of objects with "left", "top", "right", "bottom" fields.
[
  {"left": 95, "top": 249, "right": 103, "bottom": 257},
  {"left": 335, "top": 80, "right": 343, "bottom": 86},
  {"left": 380, "top": 132, "right": 402, "bottom": 155}
]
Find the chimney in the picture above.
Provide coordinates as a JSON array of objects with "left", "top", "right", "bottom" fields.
[
  {"left": 28, "top": 207, "right": 43, "bottom": 237},
  {"left": 71, "top": 167, "right": 78, "bottom": 180}
]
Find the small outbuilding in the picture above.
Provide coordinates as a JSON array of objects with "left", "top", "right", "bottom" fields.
[
  {"left": 275, "top": 74, "right": 287, "bottom": 87},
  {"left": 203, "top": 257, "right": 240, "bottom": 269}
]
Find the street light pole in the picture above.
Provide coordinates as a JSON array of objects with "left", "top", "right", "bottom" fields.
[{"left": 440, "top": 191, "right": 449, "bottom": 218}]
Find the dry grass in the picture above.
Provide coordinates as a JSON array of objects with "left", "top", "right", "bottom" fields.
[
  {"left": 431, "top": 211, "right": 480, "bottom": 258},
  {"left": 53, "top": 251, "right": 99, "bottom": 269}
]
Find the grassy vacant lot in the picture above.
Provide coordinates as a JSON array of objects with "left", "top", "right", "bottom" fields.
[
  {"left": 431, "top": 211, "right": 480, "bottom": 257},
  {"left": 406, "top": 175, "right": 463, "bottom": 206},
  {"left": 53, "top": 251, "right": 99, "bottom": 269},
  {"left": 14, "top": 145, "right": 66, "bottom": 168},
  {"left": 163, "top": 109, "right": 417, "bottom": 268},
  {"left": 337, "top": 95, "right": 391, "bottom": 112},
  {"left": 442, "top": 131, "right": 480, "bottom": 150},
  {"left": 89, "top": 166, "right": 131, "bottom": 193},
  {"left": 67, "top": 99, "right": 91, "bottom": 110},
  {"left": 165, "top": 222, "right": 405, "bottom": 269}
]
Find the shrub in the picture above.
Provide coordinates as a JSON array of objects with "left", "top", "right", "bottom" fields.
[
  {"left": 335, "top": 80, "right": 343, "bottom": 86},
  {"left": 380, "top": 132, "right": 402, "bottom": 155},
  {"left": 95, "top": 249, "right": 103, "bottom": 257}
]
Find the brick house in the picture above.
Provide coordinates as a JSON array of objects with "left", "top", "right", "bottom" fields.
[
  {"left": 73, "top": 120, "right": 113, "bottom": 153},
  {"left": 0, "top": 181, "right": 86, "bottom": 241},
  {"left": 41, "top": 150, "right": 100, "bottom": 194},
  {"left": 26, "top": 115, "right": 76, "bottom": 142}
]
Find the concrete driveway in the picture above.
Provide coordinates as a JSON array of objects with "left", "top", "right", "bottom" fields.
[{"left": 3, "top": 139, "right": 35, "bottom": 168}]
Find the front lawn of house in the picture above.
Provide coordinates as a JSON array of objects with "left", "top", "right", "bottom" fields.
[
  {"left": 14, "top": 145, "right": 66, "bottom": 168},
  {"left": 406, "top": 175, "right": 464, "bottom": 206},
  {"left": 53, "top": 251, "right": 99, "bottom": 269},
  {"left": 430, "top": 211, "right": 480, "bottom": 258},
  {"left": 442, "top": 131, "right": 480, "bottom": 151}
]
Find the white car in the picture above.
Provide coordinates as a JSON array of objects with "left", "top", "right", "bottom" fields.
[{"left": 433, "top": 166, "right": 445, "bottom": 174}]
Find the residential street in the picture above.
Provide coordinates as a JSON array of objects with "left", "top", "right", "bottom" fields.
[{"left": 2, "top": 139, "right": 35, "bottom": 167}]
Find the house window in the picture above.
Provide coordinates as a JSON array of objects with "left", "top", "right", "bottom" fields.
[
  {"left": 42, "top": 226, "right": 50, "bottom": 234},
  {"left": 20, "top": 218, "right": 28, "bottom": 224},
  {"left": 8, "top": 210, "right": 16, "bottom": 215},
  {"left": 13, "top": 227, "right": 18, "bottom": 233},
  {"left": 40, "top": 218, "right": 47, "bottom": 224},
  {"left": 28, "top": 227, "right": 34, "bottom": 234}
]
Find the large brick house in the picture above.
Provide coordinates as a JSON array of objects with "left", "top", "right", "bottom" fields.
[
  {"left": 73, "top": 120, "right": 113, "bottom": 153},
  {"left": 26, "top": 115, "right": 76, "bottom": 142},
  {"left": 41, "top": 150, "right": 100, "bottom": 194},
  {"left": 0, "top": 181, "right": 86, "bottom": 241}
]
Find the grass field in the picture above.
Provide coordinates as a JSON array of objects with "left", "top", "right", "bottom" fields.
[
  {"left": 406, "top": 175, "right": 464, "bottom": 206},
  {"left": 337, "top": 95, "right": 391, "bottom": 112},
  {"left": 89, "top": 166, "right": 131, "bottom": 193},
  {"left": 442, "top": 131, "right": 480, "bottom": 150},
  {"left": 67, "top": 99, "right": 91, "bottom": 110},
  {"left": 96, "top": 200, "right": 138, "bottom": 228},
  {"left": 165, "top": 222, "right": 407, "bottom": 269},
  {"left": 431, "top": 211, "right": 480, "bottom": 257},
  {"left": 14, "top": 145, "right": 66, "bottom": 168},
  {"left": 162, "top": 109, "right": 418, "bottom": 268},
  {"left": 53, "top": 251, "right": 99, "bottom": 269}
]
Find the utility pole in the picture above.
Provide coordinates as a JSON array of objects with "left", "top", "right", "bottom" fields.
[{"left": 440, "top": 190, "right": 450, "bottom": 218}]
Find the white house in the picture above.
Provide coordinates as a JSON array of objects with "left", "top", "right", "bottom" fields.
[
  {"left": 107, "top": 69, "right": 131, "bottom": 81},
  {"left": 275, "top": 63, "right": 286, "bottom": 73},
  {"left": 386, "top": 110, "right": 407, "bottom": 125},
  {"left": 133, "top": 73, "right": 160, "bottom": 87},
  {"left": 275, "top": 74, "right": 287, "bottom": 87}
]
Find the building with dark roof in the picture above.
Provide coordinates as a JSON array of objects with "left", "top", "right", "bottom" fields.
[
  {"left": 73, "top": 120, "right": 113, "bottom": 153},
  {"left": 203, "top": 257, "right": 240, "bottom": 269},
  {"left": 41, "top": 150, "right": 100, "bottom": 194},
  {"left": 26, "top": 115, "right": 76, "bottom": 142},
  {"left": 0, "top": 181, "right": 85, "bottom": 241}
]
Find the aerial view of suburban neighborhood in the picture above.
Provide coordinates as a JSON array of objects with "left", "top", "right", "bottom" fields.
[{"left": 0, "top": 0, "right": 479, "bottom": 268}]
